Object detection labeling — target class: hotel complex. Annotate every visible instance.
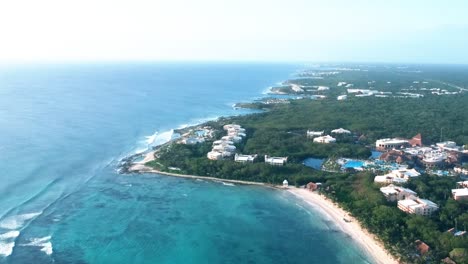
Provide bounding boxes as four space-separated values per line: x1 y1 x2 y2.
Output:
380 185 417 202
397 196 439 216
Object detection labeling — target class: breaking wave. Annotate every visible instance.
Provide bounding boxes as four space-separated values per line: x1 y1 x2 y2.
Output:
0 230 21 257
0 212 42 230
21 236 53 255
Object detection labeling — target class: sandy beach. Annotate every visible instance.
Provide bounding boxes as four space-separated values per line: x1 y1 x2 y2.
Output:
287 188 399 264
138 151 156 164
129 153 398 264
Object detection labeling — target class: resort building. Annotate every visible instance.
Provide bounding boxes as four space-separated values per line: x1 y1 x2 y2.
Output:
207 151 223 160
213 144 236 153
347 88 377 94
452 189 468 201
397 196 438 216
379 150 408 164
374 175 396 184
331 128 351 134
181 137 205 145
436 141 458 151
337 82 347 87
265 155 288 166
291 84 304 93
283 179 289 187
415 240 430 255
207 124 248 161
380 184 417 202
403 146 433 157
421 150 446 167
454 167 468 175
393 168 421 178
313 135 336 144
316 86 329 91
374 168 421 184
355 93 373 97
306 130 324 137
337 95 347 100
457 181 468 188
213 140 234 146
223 124 242 131
234 154 257 163
375 138 408 150
306 182 321 191
408 133 423 147
222 135 242 143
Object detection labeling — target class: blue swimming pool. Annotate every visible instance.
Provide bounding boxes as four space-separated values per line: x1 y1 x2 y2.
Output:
343 160 365 168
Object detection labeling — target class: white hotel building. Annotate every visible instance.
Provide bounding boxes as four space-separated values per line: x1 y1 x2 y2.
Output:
398 196 438 216
375 138 408 150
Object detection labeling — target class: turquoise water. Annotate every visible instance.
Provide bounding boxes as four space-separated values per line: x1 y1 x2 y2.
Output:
343 160 365 169
0 63 374 263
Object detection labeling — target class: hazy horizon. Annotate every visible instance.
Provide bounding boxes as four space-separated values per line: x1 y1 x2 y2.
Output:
1 0 468 64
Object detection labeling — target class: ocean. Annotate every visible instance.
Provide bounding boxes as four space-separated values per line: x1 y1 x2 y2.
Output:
0 62 373 263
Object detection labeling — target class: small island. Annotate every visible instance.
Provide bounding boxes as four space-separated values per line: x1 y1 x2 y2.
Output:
123 65 468 264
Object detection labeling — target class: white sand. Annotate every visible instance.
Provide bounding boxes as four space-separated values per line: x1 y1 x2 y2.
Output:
134 151 156 164
287 188 399 264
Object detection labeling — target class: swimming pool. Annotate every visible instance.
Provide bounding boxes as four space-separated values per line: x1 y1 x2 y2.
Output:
343 160 365 169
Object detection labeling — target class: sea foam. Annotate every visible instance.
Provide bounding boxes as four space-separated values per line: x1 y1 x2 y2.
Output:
0 231 20 240
0 231 20 257
0 242 15 257
153 130 174 146
145 132 158 145
21 236 53 255
0 212 42 230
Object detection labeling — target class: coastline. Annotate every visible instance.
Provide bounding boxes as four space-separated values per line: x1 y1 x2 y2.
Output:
287 188 399 264
122 72 400 264
128 154 267 186
129 155 399 264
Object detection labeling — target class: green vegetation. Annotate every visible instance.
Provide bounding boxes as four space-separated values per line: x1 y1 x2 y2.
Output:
232 95 468 145
147 142 329 184
321 172 467 263
145 68 468 263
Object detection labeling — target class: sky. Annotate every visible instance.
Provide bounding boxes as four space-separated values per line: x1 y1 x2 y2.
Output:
0 0 468 63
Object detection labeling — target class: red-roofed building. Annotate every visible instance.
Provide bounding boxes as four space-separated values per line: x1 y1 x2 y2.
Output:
415 240 430 255
306 182 321 191
408 133 423 147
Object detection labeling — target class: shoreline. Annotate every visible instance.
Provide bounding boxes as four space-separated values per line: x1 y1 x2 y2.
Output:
287 188 399 264
129 159 268 186
129 160 398 264
123 75 399 264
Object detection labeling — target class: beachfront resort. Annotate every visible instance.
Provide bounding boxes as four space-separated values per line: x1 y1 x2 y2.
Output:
125 65 468 264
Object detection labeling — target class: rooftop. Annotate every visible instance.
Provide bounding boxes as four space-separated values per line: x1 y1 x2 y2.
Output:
452 188 468 196
399 199 419 207
331 128 351 134
376 138 408 144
